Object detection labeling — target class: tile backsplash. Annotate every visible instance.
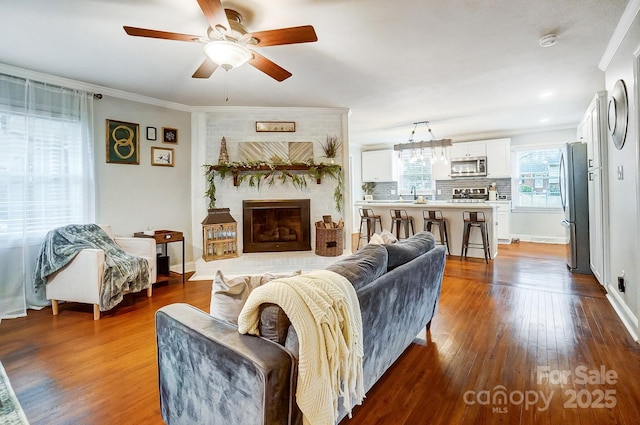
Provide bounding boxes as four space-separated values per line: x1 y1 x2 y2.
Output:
367 181 398 200
435 178 512 200
363 178 512 201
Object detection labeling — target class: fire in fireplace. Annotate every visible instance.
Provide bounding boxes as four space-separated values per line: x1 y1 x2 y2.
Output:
242 199 311 253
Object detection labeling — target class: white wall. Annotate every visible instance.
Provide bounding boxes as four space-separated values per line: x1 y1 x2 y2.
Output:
349 144 363 229
510 211 567 243
601 2 640 339
509 128 576 243
190 107 351 270
93 96 193 270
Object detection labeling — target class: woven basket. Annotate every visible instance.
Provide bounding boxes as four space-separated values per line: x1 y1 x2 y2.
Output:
315 222 344 257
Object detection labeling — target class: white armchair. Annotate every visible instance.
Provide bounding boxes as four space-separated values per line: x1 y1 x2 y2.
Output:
45 225 157 320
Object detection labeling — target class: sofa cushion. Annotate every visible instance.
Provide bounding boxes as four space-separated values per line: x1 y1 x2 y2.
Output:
259 245 388 346
326 243 388 291
384 231 436 270
209 270 301 324
367 233 385 245
259 303 292 344
380 229 398 244
98 224 115 239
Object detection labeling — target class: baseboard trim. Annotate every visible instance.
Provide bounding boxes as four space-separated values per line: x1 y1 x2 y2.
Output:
170 261 195 275
606 287 639 342
510 234 568 244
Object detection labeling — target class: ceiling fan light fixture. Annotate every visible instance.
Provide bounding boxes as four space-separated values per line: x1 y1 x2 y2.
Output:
204 40 252 70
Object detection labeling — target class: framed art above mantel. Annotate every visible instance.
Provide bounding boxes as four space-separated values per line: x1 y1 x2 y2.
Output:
255 121 296 132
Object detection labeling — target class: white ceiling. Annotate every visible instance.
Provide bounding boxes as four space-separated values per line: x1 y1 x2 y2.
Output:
0 0 628 146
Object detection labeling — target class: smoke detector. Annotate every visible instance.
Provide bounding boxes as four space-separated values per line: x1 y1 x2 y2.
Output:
539 34 558 48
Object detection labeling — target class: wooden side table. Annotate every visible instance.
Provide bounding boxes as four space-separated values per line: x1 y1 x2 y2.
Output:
134 230 185 284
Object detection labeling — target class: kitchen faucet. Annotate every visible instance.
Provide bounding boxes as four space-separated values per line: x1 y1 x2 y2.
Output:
410 185 417 200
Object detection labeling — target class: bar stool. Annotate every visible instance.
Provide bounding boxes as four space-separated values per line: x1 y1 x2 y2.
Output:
357 208 383 249
461 211 491 263
423 210 450 254
390 209 415 240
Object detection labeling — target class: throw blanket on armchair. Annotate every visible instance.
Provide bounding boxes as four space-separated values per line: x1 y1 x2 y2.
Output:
238 269 364 425
33 224 150 311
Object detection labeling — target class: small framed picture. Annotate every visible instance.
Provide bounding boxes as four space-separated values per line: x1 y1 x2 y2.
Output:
151 147 174 167
162 127 178 144
255 121 296 132
146 126 157 141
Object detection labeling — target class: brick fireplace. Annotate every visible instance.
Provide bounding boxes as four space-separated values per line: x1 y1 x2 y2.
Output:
242 199 311 253
189 109 353 281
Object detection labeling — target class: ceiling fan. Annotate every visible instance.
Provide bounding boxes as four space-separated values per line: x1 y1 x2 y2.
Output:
123 0 317 82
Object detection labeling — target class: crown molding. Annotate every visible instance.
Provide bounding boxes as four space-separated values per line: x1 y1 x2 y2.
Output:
0 63 352 116
447 124 576 143
599 0 640 71
190 105 351 115
0 62 192 112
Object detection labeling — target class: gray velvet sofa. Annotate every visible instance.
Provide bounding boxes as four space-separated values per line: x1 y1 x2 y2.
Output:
156 231 446 425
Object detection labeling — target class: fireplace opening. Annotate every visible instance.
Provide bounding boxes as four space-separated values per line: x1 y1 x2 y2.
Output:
243 199 311 253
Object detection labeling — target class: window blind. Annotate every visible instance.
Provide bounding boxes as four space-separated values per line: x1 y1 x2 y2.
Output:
0 72 95 320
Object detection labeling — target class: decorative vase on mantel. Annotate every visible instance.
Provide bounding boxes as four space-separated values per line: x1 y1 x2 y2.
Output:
321 135 341 165
218 136 229 164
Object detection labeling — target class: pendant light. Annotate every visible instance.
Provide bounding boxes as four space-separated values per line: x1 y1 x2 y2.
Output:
394 121 452 162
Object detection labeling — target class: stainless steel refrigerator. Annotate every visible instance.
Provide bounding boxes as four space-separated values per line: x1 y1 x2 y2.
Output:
560 142 591 274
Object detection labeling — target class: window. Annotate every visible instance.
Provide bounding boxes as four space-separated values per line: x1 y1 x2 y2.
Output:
0 73 95 320
397 148 433 194
1 112 88 238
512 147 562 209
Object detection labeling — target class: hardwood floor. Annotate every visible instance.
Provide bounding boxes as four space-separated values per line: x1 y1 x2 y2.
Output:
1 243 639 424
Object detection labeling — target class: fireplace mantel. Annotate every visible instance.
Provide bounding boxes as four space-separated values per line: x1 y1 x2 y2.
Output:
205 162 344 212
207 163 339 186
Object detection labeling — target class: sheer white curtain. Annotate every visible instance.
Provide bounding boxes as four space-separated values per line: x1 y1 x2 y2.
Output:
0 73 95 321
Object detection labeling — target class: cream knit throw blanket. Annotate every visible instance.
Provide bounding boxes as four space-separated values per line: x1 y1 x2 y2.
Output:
238 269 364 425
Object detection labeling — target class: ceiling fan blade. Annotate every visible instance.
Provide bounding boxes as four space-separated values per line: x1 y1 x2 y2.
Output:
123 26 202 42
248 50 292 82
249 25 318 47
196 0 230 32
192 57 219 78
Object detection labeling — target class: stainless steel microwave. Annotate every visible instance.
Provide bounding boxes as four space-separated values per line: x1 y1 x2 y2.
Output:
450 156 487 177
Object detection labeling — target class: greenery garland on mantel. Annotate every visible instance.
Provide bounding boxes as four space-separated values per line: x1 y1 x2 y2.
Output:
204 161 344 212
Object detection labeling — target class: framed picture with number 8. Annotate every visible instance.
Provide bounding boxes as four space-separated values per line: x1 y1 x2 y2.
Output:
106 119 139 164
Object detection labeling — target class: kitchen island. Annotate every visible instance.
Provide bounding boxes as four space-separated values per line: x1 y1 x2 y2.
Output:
354 200 498 259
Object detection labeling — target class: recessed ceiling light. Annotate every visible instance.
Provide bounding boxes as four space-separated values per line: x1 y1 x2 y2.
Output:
539 118 550 123
539 91 554 98
539 34 558 48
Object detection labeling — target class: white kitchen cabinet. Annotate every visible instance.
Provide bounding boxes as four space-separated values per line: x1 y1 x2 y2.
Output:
579 92 605 169
577 107 591 159
431 147 451 180
485 138 511 178
361 149 397 182
588 167 604 283
488 201 511 243
450 141 486 159
449 139 511 178
580 91 608 285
